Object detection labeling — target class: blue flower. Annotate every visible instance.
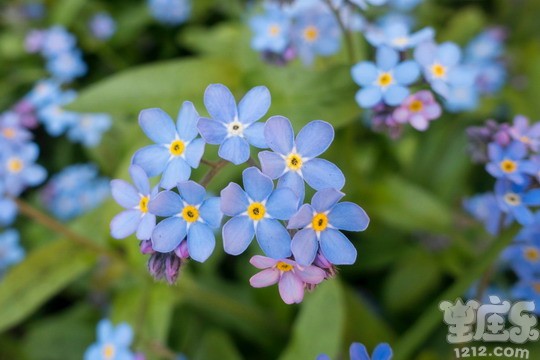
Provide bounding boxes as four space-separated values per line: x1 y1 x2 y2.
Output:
292 11 341 65
40 26 76 58
351 46 420 108
0 230 24 276
249 6 291 53
0 142 46 196
443 82 479 112
89 12 117 40
0 112 32 144
365 22 434 51
502 240 540 280
148 181 222 261
317 342 393 360
36 89 79 136
148 0 191 26
132 101 205 190
46 50 87 83
495 179 540 226
511 281 540 314
258 116 345 203
110 165 158 240
67 113 112 147
486 141 537 184
463 193 508 235
220 167 298 259
471 61 505 95
84 319 135 360
287 188 369 265
0 181 18 226
465 28 504 63
24 79 62 109
197 84 269 165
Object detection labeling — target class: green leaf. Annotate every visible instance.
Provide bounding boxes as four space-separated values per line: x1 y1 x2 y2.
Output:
279 280 345 360
0 239 96 332
193 329 243 360
51 0 87 26
439 7 486 44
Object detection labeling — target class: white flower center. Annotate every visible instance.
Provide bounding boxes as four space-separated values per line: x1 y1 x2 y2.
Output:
227 121 244 136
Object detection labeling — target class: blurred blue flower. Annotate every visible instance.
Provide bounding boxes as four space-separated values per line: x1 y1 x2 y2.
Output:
249 6 291 53
148 181 222 261
46 50 87 83
110 165 158 240
495 179 540 226
36 89 79 136
486 141 536 184
511 281 540 314
84 319 135 360
317 342 393 360
198 84 269 165
0 230 24 276
292 11 341 65
220 167 297 259
465 28 505 63
352 46 420 108
67 113 112 147
24 79 62 109
502 240 540 280
349 0 388 10
365 22 433 51
471 62 506 95
148 0 191 26
133 102 205 189
287 188 369 265
89 12 117 40
463 192 507 236
443 82 479 112
258 116 345 203
0 112 32 144
40 26 76 58
0 142 46 196
509 115 540 152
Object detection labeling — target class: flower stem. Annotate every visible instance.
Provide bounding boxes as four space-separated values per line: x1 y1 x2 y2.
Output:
323 0 356 65
200 159 229 187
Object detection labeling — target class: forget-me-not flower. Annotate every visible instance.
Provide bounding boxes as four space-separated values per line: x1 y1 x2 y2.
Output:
365 22 434 51
84 319 135 360
486 141 537 184
89 12 117 40
148 0 191 26
317 342 393 360
495 179 540 226
249 6 291 53
1 142 46 196
0 230 24 275
67 113 112 147
292 11 341 65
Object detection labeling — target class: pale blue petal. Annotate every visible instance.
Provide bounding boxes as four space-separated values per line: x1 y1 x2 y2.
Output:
218 136 250 165
438 42 461 67
372 343 393 360
356 87 382 108
97 319 114 340
151 217 187 253
259 151 286 179
320 229 357 265
278 171 306 205
264 116 294 155
220 182 249 216
129 164 150 195
243 167 274 202
523 189 540 206
328 202 370 231
23 165 46 186
266 187 298 220
185 138 205 168
160 158 191 190
295 120 334 158
138 108 176 144
176 101 199 142
383 85 409 106
312 188 345 212
393 60 420 85
187 222 215 262
223 216 255 255
351 62 378 86
414 42 436 67
197 117 227 144
376 46 399 71
204 84 238 123
148 191 183 217
136 214 156 240
291 228 318 266
287 204 314 229
199 197 222 228
113 323 134 347
0 198 17 226
349 343 370 360
244 122 267 148
110 180 139 208
177 180 205 205
256 218 292 259
238 86 271 124
132 145 169 177
302 159 345 190
110 210 141 239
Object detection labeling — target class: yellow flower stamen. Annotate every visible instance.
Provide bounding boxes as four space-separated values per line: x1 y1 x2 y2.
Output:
276 261 293 272
303 26 319 42
269 24 281 36
312 213 328 232
103 344 115 359
286 153 303 171
377 72 393 87
500 159 517 174
248 202 266 221
182 205 199 223
409 100 424 112
431 63 447 78
7 158 23 173
525 248 540 262
139 196 149 213
169 140 185 156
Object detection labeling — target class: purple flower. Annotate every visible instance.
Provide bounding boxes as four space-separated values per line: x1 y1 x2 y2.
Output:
288 188 369 266
486 141 537 184
197 84 269 165
495 179 540 226
249 255 325 304
392 90 441 130
132 101 205 190
110 165 157 240
221 167 298 259
258 116 345 203
509 115 540 152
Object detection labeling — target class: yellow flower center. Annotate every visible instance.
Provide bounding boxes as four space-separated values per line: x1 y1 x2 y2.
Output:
269 24 281 36
504 193 521 206
500 159 517 173
248 203 266 221
7 158 23 173
534 283 540 293
276 261 293 272
182 205 199 223
2 128 16 139
227 120 244 136
103 344 115 359
312 213 328 232
139 196 149 213
525 248 540 262
377 72 393 87
409 100 424 112
520 136 531 144
431 63 447 78
169 140 185 156
303 26 319 42
286 153 303 171
392 37 409 46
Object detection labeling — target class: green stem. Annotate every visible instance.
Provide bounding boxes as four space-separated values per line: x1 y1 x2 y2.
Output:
393 229 516 360
323 0 356 65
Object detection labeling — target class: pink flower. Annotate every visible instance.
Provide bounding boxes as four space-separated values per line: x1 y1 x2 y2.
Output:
249 255 326 304
393 90 441 131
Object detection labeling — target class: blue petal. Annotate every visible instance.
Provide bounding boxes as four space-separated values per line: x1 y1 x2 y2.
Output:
372 343 393 360
312 188 345 212
187 222 215 262
151 217 187 253
316 355 331 360
136 214 156 240
291 228 318 266
302 158 345 191
160 158 191 190
97 319 114 341
23 165 46 186
220 182 249 216
243 167 274 202
356 87 382 108
244 122 267 148
148 191 183 217
185 138 205 168
197 117 227 144
512 205 534 226
278 171 306 205
410 27 434 46
296 120 334 158
524 189 540 206
129 164 150 195
113 323 134 347
413 42 436 67
204 84 238 123
177 180 206 205
132 145 169 177
110 210 141 239
266 187 298 220
259 151 286 179
238 86 271 125
138 108 176 144
320 229 357 265
351 62 378 86
222 216 255 255
328 202 370 231
111 180 139 208
383 85 409 106
218 136 250 165
393 60 420 85
176 101 199 142
287 204 314 229
349 343 370 360
199 197 222 228
438 42 461 67
0 198 17 226
507 141 527 159
376 46 399 71
255 218 292 259
264 116 294 155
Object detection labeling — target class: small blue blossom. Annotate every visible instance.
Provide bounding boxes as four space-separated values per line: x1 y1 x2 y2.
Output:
89 12 117 40
67 113 112 147
249 6 291 53
258 116 345 203
465 28 505 63
148 0 191 26
288 188 369 266
443 82 479 112
40 26 76 58
197 84 269 165
352 46 420 108
110 165 158 240
36 89 79 136
0 230 24 276
495 179 540 226
46 50 87 83
24 79 62 109
292 11 341 65
502 240 540 280
365 22 434 51
148 181 222 261
84 319 135 360
463 193 508 235
0 142 46 196
133 101 205 189
317 342 393 360
0 181 18 226
0 112 32 144
220 167 298 259
509 115 540 152
486 141 537 184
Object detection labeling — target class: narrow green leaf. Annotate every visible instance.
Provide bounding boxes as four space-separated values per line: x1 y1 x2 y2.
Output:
194 329 243 360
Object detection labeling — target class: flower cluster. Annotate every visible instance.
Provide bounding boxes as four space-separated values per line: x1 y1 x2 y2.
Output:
148 0 191 26
110 84 369 304
317 342 393 360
